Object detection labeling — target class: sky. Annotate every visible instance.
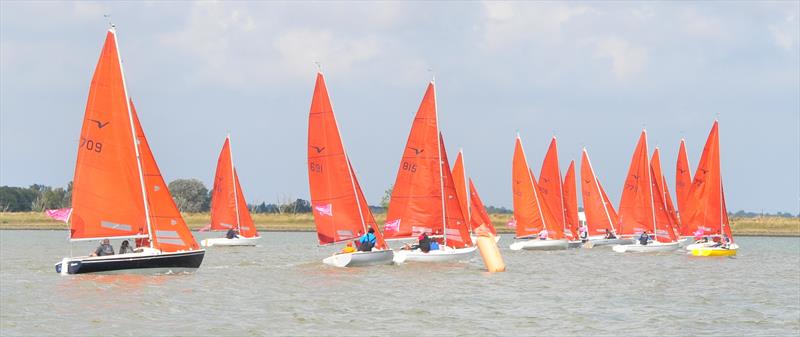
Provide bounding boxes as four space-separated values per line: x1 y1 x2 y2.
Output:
1 1 798 214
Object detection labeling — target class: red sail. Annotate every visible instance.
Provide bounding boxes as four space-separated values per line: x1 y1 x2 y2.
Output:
70 30 147 240
562 160 580 239
580 149 618 236
650 149 679 242
385 82 445 240
512 136 562 239
451 151 471 229
307 72 385 247
233 169 258 238
209 137 258 238
681 121 731 239
675 138 693 223
439 134 473 248
538 137 569 238
130 101 199 252
617 131 655 236
468 178 497 235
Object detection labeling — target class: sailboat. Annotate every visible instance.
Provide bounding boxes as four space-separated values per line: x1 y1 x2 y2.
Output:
509 135 568 251
612 130 680 253
579 149 631 247
306 72 394 267
538 137 580 247
675 138 692 234
452 150 500 243
384 81 476 263
200 136 261 247
650 148 685 245
681 121 738 256
55 28 204 274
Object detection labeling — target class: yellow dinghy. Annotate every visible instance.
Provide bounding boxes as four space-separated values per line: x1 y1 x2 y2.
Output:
691 247 736 257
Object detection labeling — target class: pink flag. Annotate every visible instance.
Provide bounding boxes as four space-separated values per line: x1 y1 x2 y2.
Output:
45 208 72 223
198 224 212 232
384 219 401 232
314 203 333 216
506 218 517 228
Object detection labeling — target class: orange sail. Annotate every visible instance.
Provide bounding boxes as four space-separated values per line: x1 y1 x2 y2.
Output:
384 82 445 240
650 148 679 242
681 121 731 240
130 101 199 252
512 136 563 239
580 149 619 236
307 72 386 248
675 138 692 221
468 178 497 235
538 137 569 238
617 131 656 236
209 137 258 238
438 134 473 248
452 150 471 229
562 160 580 238
69 30 147 240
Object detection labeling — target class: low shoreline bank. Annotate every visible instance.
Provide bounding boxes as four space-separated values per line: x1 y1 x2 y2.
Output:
1 212 797 236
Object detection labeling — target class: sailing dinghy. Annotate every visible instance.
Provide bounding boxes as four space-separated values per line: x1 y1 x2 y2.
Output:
307 72 393 267
55 28 204 274
681 121 738 256
612 131 680 253
563 160 583 248
452 151 500 243
579 149 632 247
538 137 581 247
384 81 477 263
201 136 261 247
509 135 569 251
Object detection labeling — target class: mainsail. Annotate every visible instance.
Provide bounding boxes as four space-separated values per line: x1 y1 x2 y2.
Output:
580 149 618 236
210 136 259 238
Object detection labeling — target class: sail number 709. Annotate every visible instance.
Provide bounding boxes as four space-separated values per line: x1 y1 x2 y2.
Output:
79 137 103 153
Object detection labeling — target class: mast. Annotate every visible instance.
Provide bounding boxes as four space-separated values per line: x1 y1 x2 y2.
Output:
113 27 154 247
433 81 448 247
519 135 547 238
228 134 242 233
584 148 617 234
644 131 658 240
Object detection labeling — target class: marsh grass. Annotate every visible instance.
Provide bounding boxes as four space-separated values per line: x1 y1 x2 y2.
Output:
1 212 797 236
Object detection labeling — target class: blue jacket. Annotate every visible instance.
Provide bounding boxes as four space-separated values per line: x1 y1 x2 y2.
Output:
359 233 376 244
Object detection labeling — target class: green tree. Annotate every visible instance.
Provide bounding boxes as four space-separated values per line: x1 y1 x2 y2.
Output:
379 185 393 208
168 179 210 212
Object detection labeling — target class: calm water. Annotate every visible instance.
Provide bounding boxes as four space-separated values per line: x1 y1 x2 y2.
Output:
1 231 798 336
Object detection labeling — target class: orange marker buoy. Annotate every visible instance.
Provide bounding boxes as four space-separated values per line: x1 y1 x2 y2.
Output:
475 225 505 272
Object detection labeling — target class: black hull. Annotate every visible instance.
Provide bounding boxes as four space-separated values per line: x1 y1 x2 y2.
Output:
55 250 205 275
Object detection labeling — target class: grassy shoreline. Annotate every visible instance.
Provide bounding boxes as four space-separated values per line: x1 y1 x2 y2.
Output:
1 212 797 237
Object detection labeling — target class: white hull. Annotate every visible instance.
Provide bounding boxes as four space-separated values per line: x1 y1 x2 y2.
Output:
201 236 261 247
588 238 634 247
509 239 569 251
471 235 501 244
393 246 477 264
612 241 680 253
322 249 394 268
685 242 739 251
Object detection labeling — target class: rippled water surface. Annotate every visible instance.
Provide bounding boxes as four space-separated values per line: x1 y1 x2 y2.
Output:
1 231 798 336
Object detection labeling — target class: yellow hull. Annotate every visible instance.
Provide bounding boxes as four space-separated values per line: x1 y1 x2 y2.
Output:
691 247 737 257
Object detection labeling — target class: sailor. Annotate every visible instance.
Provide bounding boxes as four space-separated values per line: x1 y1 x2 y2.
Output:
225 228 239 239
91 238 115 257
604 229 617 239
357 228 377 251
538 229 548 240
118 240 135 254
579 225 589 243
639 231 650 245
418 233 431 253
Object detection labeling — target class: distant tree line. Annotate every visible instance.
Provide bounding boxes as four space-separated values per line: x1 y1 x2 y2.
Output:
2 181 797 217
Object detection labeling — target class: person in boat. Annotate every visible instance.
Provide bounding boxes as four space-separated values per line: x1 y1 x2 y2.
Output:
579 225 589 243
340 241 357 254
418 233 432 253
118 240 135 254
90 238 115 257
430 238 440 251
225 228 239 239
357 228 377 251
538 229 548 240
638 231 651 246
604 229 617 239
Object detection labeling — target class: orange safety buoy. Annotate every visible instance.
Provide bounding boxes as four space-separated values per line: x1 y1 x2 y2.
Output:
474 225 506 272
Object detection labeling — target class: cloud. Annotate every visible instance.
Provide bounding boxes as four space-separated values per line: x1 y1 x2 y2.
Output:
593 36 648 80
770 13 798 51
273 30 380 78
480 1 589 50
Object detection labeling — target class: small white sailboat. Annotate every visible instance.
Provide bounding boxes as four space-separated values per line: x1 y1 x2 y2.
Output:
579 149 632 247
201 135 261 247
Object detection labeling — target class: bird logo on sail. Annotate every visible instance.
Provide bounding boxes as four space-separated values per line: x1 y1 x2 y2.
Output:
314 203 333 216
89 119 110 129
